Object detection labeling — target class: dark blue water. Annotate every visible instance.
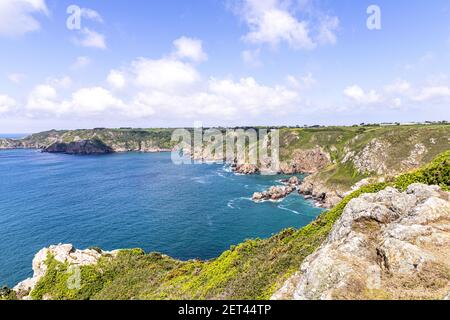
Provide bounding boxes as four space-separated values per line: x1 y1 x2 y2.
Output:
0 149 323 287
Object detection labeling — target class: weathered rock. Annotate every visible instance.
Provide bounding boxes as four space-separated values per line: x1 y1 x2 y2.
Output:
253 186 295 202
342 138 391 175
280 147 331 174
298 174 345 209
14 244 118 299
282 176 300 187
235 163 259 175
43 139 114 155
273 184 450 300
0 138 20 149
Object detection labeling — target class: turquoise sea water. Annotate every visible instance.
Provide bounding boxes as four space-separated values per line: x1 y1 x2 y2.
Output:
0 149 323 287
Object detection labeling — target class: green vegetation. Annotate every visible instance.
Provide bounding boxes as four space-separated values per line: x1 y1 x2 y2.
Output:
280 124 450 188
26 151 449 300
0 286 17 300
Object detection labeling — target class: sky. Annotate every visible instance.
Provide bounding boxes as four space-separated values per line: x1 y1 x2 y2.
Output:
0 0 450 132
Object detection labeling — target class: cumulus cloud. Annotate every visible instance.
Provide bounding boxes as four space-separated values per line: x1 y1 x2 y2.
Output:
241 49 262 67
72 56 91 69
80 8 103 23
107 70 126 89
0 0 48 37
172 37 208 62
74 28 107 49
71 87 125 114
344 85 381 104
286 73 316 89
343 78 450 109
8 73 27 84
26 84 64 114
231 0 339 50
131 58 200 92
0 94 17 114
413 86 450 102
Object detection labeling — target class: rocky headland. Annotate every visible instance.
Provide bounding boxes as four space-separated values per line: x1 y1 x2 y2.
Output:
273 183 450 300
43 140 114 155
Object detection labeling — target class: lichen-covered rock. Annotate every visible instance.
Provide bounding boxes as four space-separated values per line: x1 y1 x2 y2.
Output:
273 184 450 300
14 244 118 299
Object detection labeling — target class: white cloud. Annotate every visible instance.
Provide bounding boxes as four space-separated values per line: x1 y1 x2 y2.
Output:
15 37 307 122
72 56 91 69
413 86 450 102
0 94 17 114
232 0 338 50
344 85 381 104
131 58 200 92
74 28 106 49
71 87 125 114
107 70 126 89
8 73 27 84
286 73 316 89
173 37 208 62
0 0 48 37
80 8 103 23
26 84 64 114
241 49 262 67
48 76 72 89
384 80 411 95
317 15 339 45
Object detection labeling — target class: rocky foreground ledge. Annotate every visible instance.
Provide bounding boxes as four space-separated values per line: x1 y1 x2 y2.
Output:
14 244 119 300
272 183 450 300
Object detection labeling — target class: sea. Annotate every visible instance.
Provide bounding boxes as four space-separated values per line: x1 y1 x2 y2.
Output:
0 146 323 287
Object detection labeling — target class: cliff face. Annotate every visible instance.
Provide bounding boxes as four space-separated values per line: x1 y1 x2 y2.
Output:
273 184 450 300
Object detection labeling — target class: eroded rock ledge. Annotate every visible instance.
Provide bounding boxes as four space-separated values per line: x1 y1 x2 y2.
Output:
272 183 450 300
14 244 118 300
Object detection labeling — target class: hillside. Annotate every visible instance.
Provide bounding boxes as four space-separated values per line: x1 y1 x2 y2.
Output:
5 151 449 300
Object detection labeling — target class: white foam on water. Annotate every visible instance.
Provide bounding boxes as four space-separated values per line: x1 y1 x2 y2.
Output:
277 205 301 215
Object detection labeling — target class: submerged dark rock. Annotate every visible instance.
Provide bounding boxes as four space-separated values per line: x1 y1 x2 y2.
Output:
43 139 114 155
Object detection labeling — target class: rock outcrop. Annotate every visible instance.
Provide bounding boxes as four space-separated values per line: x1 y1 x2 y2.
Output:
43 140 114 155
280 147 331 174
0 138 19 149
234 163 260 175
253 177 301 202
14 244 118 300
298 174 345 208
253 185 296 202
273 184 450 300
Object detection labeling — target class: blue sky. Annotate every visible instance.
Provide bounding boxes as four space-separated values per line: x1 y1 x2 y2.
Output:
0 0 449 132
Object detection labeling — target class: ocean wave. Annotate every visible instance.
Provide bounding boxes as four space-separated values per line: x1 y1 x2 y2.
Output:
277 205 301 215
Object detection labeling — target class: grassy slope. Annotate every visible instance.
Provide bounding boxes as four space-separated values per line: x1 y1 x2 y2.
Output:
280 124 450 188
22 151 449 301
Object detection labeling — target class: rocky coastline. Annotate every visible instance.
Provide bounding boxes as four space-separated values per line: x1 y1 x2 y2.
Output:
273 183 450 300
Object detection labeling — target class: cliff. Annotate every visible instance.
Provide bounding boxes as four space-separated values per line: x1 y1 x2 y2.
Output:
273 183 450 300
0 128 175 153
6 151 449 301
